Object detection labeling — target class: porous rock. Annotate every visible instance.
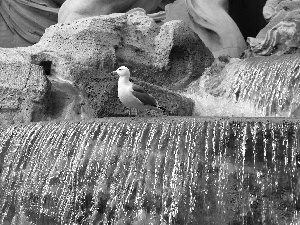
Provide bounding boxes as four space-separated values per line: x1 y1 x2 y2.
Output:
0 49 50 125
0 12 199 123
25 11 212 89
119 18 214 90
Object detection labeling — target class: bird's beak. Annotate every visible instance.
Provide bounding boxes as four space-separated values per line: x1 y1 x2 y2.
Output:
112 71 118 77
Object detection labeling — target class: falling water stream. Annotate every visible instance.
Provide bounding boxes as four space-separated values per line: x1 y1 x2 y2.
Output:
0 117 299 225
185 54 300 117
229 54 300 117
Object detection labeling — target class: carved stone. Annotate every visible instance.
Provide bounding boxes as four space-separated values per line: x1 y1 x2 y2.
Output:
165 0 246 58
0 0 59 47
58 0 163 23
246 0 300 57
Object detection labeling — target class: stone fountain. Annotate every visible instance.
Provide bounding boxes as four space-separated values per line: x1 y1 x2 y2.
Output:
1 0 300 225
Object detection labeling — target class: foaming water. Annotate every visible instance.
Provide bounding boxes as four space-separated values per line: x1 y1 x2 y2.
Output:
0 118 299 224
182 90 265 117
185 54 300 117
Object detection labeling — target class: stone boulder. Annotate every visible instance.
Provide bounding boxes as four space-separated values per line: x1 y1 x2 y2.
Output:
0 49 50 125
0 12 202 124
26 11 212 89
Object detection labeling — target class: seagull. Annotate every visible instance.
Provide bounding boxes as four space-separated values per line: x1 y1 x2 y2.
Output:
112 66 167 116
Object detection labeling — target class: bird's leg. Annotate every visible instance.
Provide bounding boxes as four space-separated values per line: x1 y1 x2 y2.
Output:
133 108 138 116
123 108 131 117
127 108 138 117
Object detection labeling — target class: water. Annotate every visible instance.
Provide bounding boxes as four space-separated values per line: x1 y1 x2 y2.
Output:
0 117 299 224
184 54 300 117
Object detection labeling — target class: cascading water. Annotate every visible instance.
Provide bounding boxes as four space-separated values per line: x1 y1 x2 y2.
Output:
229 54 300 117
184 54 300 117
0 117 299 225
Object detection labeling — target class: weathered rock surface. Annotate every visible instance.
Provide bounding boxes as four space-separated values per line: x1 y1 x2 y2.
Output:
246 0 300 57
165 0 246 58
27 12 212 88
0 12 201 124
0 0 170 48
0 49 50 125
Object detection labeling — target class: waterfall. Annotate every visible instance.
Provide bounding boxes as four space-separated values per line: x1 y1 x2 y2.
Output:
229 54 300 117
185 54 300 118
0 118 299 224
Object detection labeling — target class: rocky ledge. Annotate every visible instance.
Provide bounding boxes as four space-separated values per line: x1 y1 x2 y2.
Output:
0 11 215 125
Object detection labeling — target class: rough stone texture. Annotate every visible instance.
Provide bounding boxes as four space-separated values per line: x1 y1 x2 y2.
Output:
0 12 198 124
24 12 212 89
165 0 246 58
0 49 50 125
79 76 194 117
246 0 300 57
117 18 214 89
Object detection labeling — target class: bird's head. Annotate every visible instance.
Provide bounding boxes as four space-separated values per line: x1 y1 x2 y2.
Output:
112 66 130 78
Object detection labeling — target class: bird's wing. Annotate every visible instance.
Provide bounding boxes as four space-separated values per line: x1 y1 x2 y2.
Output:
131 83 157 107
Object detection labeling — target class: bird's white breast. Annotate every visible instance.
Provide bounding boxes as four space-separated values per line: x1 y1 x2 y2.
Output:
118 80 143 108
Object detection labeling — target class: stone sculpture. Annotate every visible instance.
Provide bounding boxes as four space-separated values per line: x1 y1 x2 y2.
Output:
246 0 300 57
1 0 246 60
247 20 300 57
0 0 60 47
263 0 284 21
58 0 163 23
263 0 300 22
165 0 246 58
0 0 173 47
58 0 247 58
